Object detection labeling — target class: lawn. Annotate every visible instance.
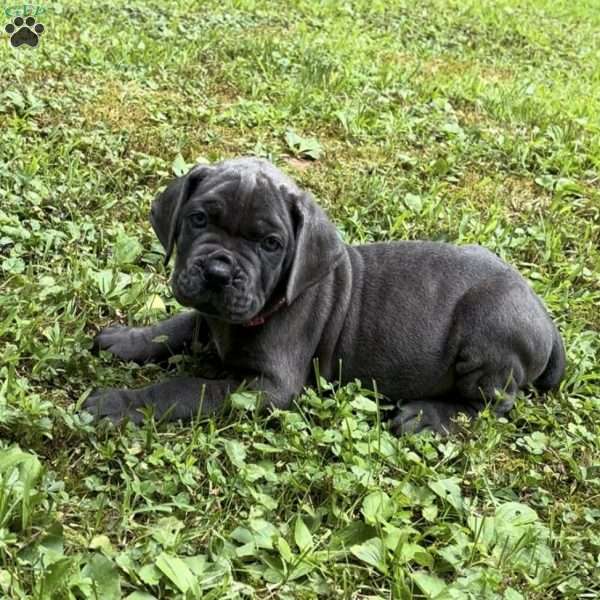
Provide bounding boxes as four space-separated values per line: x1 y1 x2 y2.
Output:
0 0 599 597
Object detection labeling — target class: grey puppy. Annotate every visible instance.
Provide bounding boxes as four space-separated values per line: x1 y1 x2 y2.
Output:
86 157 565 434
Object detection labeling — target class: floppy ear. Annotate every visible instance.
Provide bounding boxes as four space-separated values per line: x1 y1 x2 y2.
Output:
150 164 213 264
285 190 346 305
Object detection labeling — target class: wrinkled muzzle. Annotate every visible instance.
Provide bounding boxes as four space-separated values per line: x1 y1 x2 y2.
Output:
172 250 259 322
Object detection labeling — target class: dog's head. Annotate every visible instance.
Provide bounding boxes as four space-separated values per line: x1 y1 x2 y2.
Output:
150 157 344 324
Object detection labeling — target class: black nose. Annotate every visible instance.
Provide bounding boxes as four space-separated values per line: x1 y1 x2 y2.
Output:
203 253 233 286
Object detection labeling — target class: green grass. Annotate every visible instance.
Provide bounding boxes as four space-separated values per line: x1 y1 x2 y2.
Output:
1 0 599 597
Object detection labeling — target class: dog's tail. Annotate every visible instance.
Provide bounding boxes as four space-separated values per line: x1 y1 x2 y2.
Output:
534 324 566 391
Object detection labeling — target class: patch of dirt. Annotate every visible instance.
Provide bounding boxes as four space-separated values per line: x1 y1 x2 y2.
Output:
283 156 315 171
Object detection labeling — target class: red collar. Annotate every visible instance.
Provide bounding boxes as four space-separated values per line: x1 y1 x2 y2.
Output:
242 297 287 327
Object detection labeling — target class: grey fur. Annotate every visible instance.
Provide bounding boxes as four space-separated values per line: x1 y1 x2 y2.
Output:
86 157 565 434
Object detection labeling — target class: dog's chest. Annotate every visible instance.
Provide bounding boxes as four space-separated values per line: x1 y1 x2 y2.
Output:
205 320 231 361
205 319 253 364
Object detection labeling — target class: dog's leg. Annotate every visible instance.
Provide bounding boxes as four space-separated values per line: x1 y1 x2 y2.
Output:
391 342 526 435
84 377 236 424
83 374 296 424
390 363 521 435
93 311 205 364
392 274 556 436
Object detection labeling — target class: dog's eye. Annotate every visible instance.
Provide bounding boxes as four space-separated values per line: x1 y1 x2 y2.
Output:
261 235 282 252
188 212 207 228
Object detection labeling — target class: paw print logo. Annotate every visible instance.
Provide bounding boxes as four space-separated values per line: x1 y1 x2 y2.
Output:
5 16 45 48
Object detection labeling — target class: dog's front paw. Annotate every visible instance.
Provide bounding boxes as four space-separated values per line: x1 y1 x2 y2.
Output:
93 326 151 364
83 388 143 424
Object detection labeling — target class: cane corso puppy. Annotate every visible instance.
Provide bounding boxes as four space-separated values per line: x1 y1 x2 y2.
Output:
85 157 565 434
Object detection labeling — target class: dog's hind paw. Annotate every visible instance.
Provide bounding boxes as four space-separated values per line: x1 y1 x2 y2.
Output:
390 399 480 436
390 401 437 436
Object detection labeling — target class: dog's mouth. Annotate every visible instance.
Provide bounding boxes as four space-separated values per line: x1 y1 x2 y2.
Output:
173 266 262 323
